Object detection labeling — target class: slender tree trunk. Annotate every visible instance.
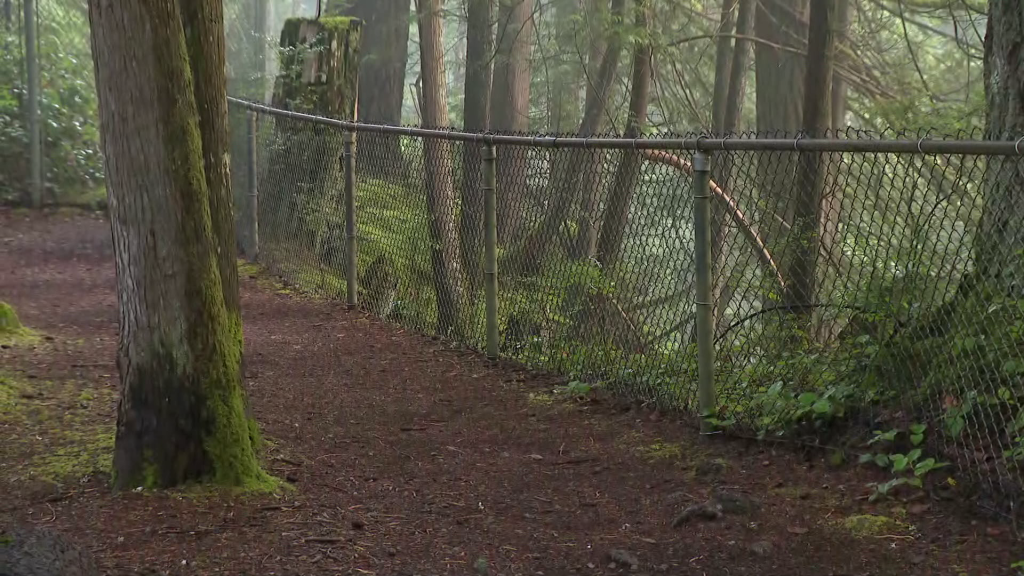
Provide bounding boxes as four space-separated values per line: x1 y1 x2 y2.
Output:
491 0 535 242
595 0 652 268
711 0 738 135
513 0 624 275
89 0 268 490
713 0 754 335
416 0 464 336
549 0 585 133
783 0 834 326
830 0 850 129
570 0 616 260
460 0 494 294
337 0 411 172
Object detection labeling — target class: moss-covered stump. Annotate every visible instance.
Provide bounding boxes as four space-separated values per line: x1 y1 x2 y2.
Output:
0 302 39 346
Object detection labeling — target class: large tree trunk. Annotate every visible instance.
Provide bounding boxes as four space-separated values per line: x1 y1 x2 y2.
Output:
491 0 535 242
416 0 464 336
754 0 807 314
89 0 268 489
336 0 411 172
782 0 834 326
460 0 494 295
515 0 624 274
978 0 1024 288
595 0 652 269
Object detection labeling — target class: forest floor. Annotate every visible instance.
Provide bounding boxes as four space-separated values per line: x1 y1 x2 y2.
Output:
0 209 1021 576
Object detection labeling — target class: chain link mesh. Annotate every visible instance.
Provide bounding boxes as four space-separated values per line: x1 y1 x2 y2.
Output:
230 102 1024 507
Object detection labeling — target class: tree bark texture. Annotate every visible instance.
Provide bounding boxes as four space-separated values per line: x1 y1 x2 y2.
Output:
595 0 652 269
88 0 267 490
491 0 535 242
979 0 1024 291
830 0 850 129
782 0 834 323
416 0 465 336
711 0 738 135
754 0 807 312
460 0 495 295
335 0 411 172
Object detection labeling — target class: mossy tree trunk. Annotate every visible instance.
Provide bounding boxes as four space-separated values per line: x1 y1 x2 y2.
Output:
268 17 361 264
88 0 270 489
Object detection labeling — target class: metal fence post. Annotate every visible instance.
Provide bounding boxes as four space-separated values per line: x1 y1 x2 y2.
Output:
343 130 358 309
692 150 717 434
483 143 499 359
246 110 260 260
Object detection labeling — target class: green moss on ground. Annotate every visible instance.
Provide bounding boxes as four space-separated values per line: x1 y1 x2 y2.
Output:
1 371 117 485
836 514 915 538
0 302 40 346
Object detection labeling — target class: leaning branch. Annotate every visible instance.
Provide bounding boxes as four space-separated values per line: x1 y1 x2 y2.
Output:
639 149 787 292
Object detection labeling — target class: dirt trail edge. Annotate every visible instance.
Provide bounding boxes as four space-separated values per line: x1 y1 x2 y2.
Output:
0 209 1018 576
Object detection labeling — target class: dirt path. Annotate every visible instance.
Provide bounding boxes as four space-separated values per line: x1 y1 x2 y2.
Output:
0 210 1019 576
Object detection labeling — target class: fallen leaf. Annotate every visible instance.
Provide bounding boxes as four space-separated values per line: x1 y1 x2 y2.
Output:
528 454 544 460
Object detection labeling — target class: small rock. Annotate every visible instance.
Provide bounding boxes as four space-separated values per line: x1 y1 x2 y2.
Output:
672 502 722 527
386 547 397 557
712 488 760 515
749 541 772 556
694 459 726 478
607 549 639 568
351 519 365 530
528 454 544 461
285 472 299 483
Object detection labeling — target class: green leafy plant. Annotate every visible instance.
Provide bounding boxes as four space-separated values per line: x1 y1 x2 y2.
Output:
858 424 949 501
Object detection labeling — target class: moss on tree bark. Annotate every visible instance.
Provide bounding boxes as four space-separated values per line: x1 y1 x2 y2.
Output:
88 0 272 490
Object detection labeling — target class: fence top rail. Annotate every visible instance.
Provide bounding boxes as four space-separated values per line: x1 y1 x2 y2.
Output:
229 97 1024 156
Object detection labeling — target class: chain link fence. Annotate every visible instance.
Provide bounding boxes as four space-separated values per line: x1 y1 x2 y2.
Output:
229 98 1024 510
